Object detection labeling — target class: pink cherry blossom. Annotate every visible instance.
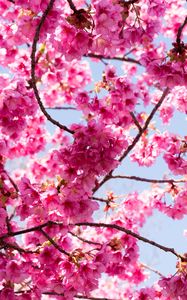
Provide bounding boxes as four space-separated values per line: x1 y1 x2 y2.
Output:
0 0 187 299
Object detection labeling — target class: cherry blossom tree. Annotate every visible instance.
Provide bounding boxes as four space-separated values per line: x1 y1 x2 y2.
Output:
0 0 187 299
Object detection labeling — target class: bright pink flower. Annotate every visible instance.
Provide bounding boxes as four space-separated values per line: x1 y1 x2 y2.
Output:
159 275 187 299
6 260 29 283
18 177 40 205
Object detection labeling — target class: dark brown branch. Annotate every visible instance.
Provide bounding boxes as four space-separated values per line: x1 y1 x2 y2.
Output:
75 222 184 260
130 112 142 132
119 87 169 162
3 170 19 193
124 0 139 4
85 53 142 66
0 220 58 240
1 218 186 268
94 87 169 193
8 209 16 222
67 0 78 13
92 196 109 203
45 106 76 110
5 216 12 234
43 292 110 300
123 48 136 56
0 221 69 256
16 290 111 300
69 231 102 246
0 240 38 254
30 0 74 134
93 171 113 193
40 228 70 256
111 175 186 184
176 16 187 45
75 296 110 300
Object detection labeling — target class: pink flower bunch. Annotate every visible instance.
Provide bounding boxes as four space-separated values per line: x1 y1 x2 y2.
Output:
92 0 123 55
143 59 187 88
54 22 91 61
159 275 187 300
147 0 167 17
164 134 187 175
15 0 50 13
41 55 91 106
121 192 154 227
131 132 169 167
68 121 127 176
159 190 187 220
170 86 187 113
0 80 37 140
14 121 127 224
76 74 138 128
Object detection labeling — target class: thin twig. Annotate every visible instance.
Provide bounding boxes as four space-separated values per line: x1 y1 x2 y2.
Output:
75 222 184 260
93 170 113 193
119 87 169 162
94 87 169 193
67 0 78 13
111 175 186 184
0 240 37 254
5 216 12 234
39 228 70 256
43 292 110 300
92 196 109 203
141 263 164 277
130 112 142 132
0 220 58 240
124 0 139 4
123 48 136 56
30 0 74 134
75 296 111 300
176 16 187 45
45 106 76 110
3 170 19 193
69 231 102 246
85 53 142 66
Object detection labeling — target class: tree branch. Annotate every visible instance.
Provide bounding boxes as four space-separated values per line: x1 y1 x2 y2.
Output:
0 240 38 254
119 87 169 162
75 296 111 300
0 221 70 256
141 263 164 277
69 231 102 246
67 0 78 13
123 0 139 4
130 112 142 132
111 175 186 184
40 228 70 256
3 169 19 193
43 292 110 300
85 53 142 66
92 196 109 203
0 220 58 240
45 106 76 110
75 222 185 260
93 87 169 193
1 218 186 272
30 0 74 134
176 16 187 45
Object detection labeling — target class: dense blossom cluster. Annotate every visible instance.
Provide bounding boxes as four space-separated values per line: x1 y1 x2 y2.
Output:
0 0 187 299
